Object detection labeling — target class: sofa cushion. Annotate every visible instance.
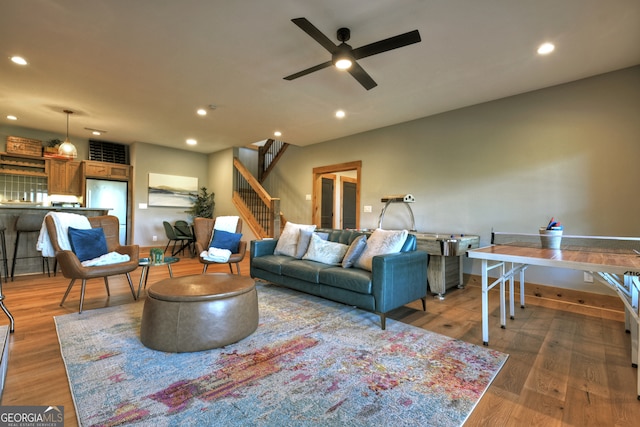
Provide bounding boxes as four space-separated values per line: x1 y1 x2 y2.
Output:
355 228 408 271
342 235 367 268
251 254 295 275
319 267 372 294
274 222 316 257
294 230 329 259
302 234 348 265
281 260 334 283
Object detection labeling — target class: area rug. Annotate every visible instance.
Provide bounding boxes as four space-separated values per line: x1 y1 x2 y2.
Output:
55 284 507 427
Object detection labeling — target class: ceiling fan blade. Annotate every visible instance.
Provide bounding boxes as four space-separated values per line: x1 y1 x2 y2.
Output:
352 29 421 60
291 17 338 53
347 62 377 90
283 60 333 81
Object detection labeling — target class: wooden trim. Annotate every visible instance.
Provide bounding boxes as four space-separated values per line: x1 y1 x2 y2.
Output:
312 161 361 228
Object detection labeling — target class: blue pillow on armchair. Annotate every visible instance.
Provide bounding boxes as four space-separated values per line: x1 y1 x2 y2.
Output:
209 229 242 253
68 227 109 262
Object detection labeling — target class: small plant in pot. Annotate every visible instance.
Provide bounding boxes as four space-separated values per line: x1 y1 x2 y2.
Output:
185 187 215 219
43 139 62 155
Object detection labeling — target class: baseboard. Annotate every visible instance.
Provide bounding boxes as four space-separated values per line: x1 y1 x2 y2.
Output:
464 274 624 313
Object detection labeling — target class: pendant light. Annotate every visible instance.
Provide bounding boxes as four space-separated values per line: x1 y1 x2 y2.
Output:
58 109 78 158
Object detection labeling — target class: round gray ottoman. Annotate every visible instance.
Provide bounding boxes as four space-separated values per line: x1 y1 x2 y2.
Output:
140 273 258 352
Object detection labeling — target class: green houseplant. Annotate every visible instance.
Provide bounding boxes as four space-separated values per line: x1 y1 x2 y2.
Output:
186 187 215 219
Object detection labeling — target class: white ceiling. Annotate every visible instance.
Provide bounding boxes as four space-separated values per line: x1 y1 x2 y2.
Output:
1 0 639 154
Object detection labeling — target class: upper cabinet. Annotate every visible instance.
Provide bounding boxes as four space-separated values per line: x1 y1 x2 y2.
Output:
83 160 131 181
48 159 82 196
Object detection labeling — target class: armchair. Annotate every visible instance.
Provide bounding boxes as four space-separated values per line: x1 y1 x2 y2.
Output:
45 215 139 313
194 217 246 274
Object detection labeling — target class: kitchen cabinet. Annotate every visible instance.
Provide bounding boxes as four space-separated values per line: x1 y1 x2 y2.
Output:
83 160 131 180
48 159 82 196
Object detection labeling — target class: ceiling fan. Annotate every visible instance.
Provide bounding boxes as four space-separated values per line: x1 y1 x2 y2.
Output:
284 17 421 90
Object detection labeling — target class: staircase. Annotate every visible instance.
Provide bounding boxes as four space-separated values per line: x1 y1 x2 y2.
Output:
258 139 289 183
232 140 289 238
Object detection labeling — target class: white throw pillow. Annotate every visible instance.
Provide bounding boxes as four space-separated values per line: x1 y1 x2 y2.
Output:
274 222 316 257
302 233 348 265
354 229 408 271
294 231 329 259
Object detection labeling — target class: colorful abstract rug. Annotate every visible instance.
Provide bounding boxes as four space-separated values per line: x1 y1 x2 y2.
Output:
55 284 507 426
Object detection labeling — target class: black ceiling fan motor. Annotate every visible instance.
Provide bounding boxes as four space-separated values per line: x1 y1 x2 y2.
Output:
337 27 350 43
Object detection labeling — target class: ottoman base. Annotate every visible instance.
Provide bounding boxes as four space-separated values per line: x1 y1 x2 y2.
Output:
140 274 258 353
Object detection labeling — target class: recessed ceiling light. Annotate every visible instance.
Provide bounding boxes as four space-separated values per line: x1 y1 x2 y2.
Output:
186 138 197 145
537 42 555 55
10 56 27 65
335 110 346 119
197 108 207 116
274 131 282 137
6 115 17 121
84 127 106 135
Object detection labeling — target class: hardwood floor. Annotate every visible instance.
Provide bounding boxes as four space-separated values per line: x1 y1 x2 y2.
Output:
1 253 639 426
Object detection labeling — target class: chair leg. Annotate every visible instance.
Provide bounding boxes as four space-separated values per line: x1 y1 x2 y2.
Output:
228 262 240 275
104 277 110 296
0 229 9 281
202 264 208 274
164 241 170 254
10 231 20 281
43 257 50 277
60 278 77 306
78 279 87 314
125 273 136 300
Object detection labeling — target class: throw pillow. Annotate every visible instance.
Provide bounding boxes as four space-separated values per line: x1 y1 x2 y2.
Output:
274 222 316 257
68 227 109 262
354 229 408 271
294 231 329 259
302 233 348 265
341 235 367 268
209 229 242 253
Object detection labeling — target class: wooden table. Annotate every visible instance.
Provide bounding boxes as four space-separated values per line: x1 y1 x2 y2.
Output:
468 244 640 399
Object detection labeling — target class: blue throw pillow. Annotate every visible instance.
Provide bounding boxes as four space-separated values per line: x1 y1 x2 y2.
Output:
68 227 108 262
209 229 242 253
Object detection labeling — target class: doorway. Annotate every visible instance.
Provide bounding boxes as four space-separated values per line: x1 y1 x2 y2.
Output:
312 161 361 229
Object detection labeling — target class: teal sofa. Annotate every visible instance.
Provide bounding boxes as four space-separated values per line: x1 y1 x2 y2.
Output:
250 228 428 329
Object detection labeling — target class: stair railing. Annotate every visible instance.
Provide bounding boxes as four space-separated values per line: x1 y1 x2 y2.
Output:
233 157 281 239
258 139 289 183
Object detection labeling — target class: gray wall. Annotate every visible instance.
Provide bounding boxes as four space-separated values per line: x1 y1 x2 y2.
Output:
263 66 640 294
130 142 209 246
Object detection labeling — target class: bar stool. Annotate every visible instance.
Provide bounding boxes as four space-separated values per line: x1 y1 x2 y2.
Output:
0 221 8 281
11 213 50 281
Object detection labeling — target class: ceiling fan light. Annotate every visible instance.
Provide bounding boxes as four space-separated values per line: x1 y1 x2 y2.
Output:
335 58 352 69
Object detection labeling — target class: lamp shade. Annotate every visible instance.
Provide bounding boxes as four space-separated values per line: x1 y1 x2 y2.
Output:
58 139 77 158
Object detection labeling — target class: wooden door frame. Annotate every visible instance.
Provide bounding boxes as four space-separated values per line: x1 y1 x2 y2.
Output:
312 161 361 228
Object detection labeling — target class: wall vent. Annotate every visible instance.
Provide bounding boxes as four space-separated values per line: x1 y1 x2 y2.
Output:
89 140 129 164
